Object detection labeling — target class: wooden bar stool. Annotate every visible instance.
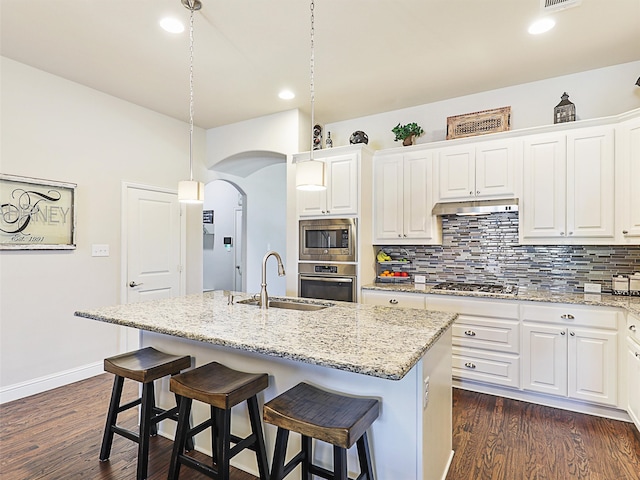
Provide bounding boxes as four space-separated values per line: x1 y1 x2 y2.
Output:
168 361 270 480
100 347 192 480
263 382 380 480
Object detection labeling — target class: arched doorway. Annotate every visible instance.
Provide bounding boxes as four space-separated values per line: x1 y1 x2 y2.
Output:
204 151 288 296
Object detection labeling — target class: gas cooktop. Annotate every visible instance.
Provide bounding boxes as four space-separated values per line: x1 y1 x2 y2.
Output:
431 282 517 296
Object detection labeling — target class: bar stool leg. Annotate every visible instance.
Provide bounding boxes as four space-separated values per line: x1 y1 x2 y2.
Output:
175 393 194 452
270 428 290 480
100 375 124 461
168 397 192 480
247 396 270 480
333 445 348 480
301 435 312 480
213 407 231 479
137 382 155 480
356 433 374 480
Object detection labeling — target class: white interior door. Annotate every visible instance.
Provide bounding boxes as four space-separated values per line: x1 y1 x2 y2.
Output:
121 184 183 349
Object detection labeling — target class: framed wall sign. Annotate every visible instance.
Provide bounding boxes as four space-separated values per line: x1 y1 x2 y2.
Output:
0 174 77 250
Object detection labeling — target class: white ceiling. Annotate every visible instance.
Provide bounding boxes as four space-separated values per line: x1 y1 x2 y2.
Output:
1 0 639 129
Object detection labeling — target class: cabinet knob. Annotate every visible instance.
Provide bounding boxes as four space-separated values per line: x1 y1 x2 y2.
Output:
326 210 330 214
636 352 640 359
321 210 326 214
464 362 476 369
464 330 476 337
561 331 566 336
398 234 402 238
623 230 629 234
560 314 575 320
568 231 573 235
476 191 480 195
389 299 398 305
630 325 637 332
570 331 575 336
403 234 407 238
560 232 565 236
469 191 474 195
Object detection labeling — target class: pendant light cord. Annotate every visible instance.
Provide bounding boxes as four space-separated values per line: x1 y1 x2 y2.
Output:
188 4 195 182
310 0 315 160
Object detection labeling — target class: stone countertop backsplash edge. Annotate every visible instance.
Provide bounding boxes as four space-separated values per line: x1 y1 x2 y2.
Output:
362 283 640 317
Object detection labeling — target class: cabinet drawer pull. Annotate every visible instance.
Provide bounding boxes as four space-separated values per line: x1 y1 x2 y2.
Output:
630 325 637 332
623 230 629 234
389 299 398 305
464 330 476 337
464 362 476 369
560 314 575 320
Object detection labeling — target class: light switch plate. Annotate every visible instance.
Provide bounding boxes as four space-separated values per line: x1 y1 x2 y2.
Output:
415 275 426 284
584 282 601 293
92 244 110 257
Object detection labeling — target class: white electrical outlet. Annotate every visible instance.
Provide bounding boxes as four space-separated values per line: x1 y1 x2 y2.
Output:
423 376 430 408
584 283 601 293
415 275 426 284
91 244 110 257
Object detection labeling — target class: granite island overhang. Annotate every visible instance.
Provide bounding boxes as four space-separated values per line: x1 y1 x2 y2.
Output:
75 290 457 480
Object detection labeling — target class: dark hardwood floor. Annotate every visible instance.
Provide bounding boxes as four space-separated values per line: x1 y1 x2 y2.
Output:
447 389 640 480
1 374 638 479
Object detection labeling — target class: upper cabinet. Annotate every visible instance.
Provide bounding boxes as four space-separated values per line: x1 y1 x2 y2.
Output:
435 139 519 202
295 145 372 217
616 114 640 243
520 126 615 244
373 150 440 244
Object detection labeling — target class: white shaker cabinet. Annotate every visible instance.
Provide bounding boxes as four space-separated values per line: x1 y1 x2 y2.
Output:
626 314 640 432
435 139 518 202
295 146 372 217
427 295 520 389
616 113 640 242
373 151 440 244
521 303 619 407
521 126 615 244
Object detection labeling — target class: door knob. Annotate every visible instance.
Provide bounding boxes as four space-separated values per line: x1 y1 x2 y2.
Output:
129 281 144 288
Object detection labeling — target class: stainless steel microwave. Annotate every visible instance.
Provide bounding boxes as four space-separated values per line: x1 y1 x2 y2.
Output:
299 218 357 262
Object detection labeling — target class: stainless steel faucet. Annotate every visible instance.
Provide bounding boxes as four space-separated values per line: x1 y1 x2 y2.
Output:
260 250 286 309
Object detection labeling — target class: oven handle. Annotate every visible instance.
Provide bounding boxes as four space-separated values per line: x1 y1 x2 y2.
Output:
299 275 354 283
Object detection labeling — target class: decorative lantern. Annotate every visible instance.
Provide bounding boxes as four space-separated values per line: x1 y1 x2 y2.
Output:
554 92 576 124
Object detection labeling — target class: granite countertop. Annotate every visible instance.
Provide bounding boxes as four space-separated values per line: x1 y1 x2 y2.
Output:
363 283 640 317
75 291 457 381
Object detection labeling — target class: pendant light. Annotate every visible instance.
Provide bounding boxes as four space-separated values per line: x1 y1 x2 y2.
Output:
178 0 204 203
296 0 326 191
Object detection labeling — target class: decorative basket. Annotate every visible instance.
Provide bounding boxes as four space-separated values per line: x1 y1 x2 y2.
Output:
446 106 511 140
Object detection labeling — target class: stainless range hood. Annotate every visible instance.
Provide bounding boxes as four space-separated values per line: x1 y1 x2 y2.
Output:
432 198 519 216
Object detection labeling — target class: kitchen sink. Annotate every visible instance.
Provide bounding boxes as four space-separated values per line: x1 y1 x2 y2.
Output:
237 297 334 311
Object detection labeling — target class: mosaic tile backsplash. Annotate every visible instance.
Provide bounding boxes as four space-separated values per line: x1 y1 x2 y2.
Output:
380 212 640 293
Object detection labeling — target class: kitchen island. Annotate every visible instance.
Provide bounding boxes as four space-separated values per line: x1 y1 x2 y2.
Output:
76 290 457 480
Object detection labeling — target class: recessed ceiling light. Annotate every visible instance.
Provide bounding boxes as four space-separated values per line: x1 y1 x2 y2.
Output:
278 90 295 100
528 18 555 35
160 17 184 34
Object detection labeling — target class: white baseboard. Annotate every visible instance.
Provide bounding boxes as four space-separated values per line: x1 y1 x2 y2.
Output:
0 361 104 404
440 450 455 480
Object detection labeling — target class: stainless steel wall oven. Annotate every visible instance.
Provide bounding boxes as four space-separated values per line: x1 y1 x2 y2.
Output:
298 263 357 303
299 218 356 262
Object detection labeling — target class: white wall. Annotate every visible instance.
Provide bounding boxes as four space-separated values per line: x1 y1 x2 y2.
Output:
324 61 640 150
203 180 242 292
0 57 205 400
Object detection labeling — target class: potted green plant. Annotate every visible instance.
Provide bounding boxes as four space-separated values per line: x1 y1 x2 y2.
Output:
392 122 425 146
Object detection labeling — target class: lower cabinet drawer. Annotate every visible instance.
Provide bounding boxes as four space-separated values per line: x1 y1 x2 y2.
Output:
452 346 520 389
452 316 520 354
